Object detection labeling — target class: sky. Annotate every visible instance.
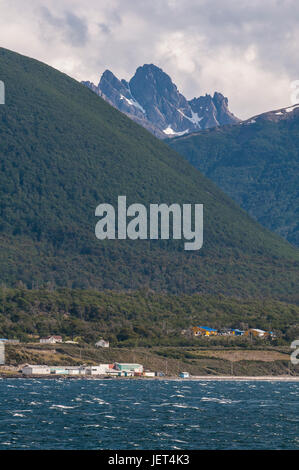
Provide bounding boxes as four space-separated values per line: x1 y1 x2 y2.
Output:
0 0 298 119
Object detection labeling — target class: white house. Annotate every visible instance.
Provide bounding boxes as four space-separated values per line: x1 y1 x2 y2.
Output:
179 371 190 378
95 339 109 348
22 365 51 375
64 366 86 375
40 336 63 344
85 364 111 375
22 365 86 375
250 329 267 337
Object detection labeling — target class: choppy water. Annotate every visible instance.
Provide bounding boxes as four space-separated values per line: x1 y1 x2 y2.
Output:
0 379 298 449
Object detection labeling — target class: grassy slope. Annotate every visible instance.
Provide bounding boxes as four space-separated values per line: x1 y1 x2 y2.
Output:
0 48 298 301
3 344 298 377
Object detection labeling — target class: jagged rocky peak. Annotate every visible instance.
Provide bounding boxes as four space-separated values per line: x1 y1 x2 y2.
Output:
130 64 188 109
82 64 240 138
100 70 129 97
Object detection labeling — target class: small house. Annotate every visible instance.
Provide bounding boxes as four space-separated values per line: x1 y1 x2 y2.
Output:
95 339 109 348
245 329 267 338
230 329 244 336
65 366 85 375
86 364 111 375
144 371 155 377
40 336 63 344
114 363 143 373
22 365 51 375
179 371 190 378
192 326 218 336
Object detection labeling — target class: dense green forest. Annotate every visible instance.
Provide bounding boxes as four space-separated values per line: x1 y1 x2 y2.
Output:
1 288 298 346
169 115 299 246
0 48 298 301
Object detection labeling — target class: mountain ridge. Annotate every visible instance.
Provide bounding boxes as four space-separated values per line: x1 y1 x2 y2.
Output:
0 47 298 303
82 63 240 138
169 103 299 247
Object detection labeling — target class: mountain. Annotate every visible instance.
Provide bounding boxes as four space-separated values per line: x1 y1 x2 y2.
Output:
0 48 298 302
169 104 299 247
82 64 240 138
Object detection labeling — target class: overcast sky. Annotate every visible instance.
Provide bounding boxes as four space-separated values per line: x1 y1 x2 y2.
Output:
0 0 298 119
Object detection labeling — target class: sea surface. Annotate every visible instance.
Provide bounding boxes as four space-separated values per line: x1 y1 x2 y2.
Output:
0 378 298 449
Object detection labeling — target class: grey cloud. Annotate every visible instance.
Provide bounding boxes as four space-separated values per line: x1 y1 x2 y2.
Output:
41 7 88 47
0 0 298 118
98 23 110 35
125 0 299 75
65 12 88 46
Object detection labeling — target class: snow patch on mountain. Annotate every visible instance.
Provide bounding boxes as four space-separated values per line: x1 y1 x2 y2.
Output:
120 94 145 113
163 126 189 136
285 104 299 112
178 109 203 127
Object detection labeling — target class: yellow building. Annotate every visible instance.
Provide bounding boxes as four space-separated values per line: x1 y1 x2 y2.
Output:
192 326 218 336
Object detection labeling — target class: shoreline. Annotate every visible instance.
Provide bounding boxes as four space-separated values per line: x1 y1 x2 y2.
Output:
1 374 298 381
184 375 299 381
